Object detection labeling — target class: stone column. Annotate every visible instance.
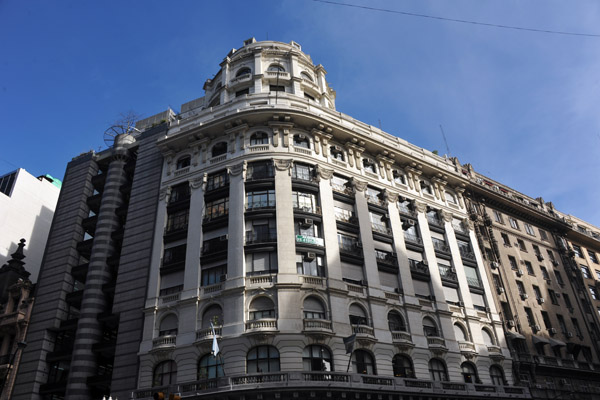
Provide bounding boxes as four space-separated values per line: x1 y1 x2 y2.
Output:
274 159 296 278
317 167 341 281
65 134 133 398
352 179 381 291
145 187 170 306
182 176 205 298
226 162 246 280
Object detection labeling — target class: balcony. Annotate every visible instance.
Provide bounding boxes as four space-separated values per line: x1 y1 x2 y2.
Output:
391 331 413 347
91 173 106 191
459 341 478 357
293 205 322 215
245 230 277 245
426 336 447 351
339 242 363 257
81 215 98 235
404 233 422 246
459 248 476 261
195 325 222 342
245 318 277 332
366 195 385 207
371 223 392 236
76 238 94 258
163 223 188 242
152 335 176 349
438 266 458 283
409 259 430 277
71 262 89 283
352 325 376 342
246 200 276 211
303 319 333 336
331 182 353 196
432 238 450 254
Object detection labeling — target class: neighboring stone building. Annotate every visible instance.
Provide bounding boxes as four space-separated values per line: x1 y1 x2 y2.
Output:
464 171 600 399
0 168 61 283
0 239 34 400
13 38 600 400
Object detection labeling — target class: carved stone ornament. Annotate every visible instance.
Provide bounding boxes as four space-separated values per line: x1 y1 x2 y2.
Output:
317 166 334 181
274 159 293 171
228 161 246 176
441 210 454 223
352 179 368 193
159 187 171 202
189 176 205 190
413 201 428 214
463 217 474 231
384 190 399 204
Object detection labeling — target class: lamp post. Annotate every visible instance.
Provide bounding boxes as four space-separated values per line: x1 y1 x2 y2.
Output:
0 341 27 399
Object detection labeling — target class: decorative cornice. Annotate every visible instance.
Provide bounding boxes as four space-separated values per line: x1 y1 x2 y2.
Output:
441 210 454 223
384 190 399 204
227 161 246 177
274 159 293 171
414 201 427 214
317 165 334 181
352 179 368 193
189 175 205 190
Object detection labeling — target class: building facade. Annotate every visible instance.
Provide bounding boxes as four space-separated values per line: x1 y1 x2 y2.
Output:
0 240 34 400
15 38 600 400
0 169 61 283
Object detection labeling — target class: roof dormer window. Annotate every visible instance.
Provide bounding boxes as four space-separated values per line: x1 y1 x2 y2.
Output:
236 67 251 77
301 72 313 82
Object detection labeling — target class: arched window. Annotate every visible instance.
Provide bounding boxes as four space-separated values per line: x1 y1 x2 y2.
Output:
461 362 478 383
352 350 375 375
362 158 377 174
482 329 495 346
153 360 177 386
249 297 275 320
197 354 224 380
236 67 251 77
211 142 227 157
176 155 190 169
349 303 368 326
247 345 280 373
392 354 414 378
454 323 468 341
303 296 326 319
267 64 285 72
388 311 406 332
489 365 505 385
428 358 448 381
202 304 223 328
250 131 269 146
303 345 332 372
300 71 313 82
159 314 178 337
293 134 310 149
423 317 439 337
330 145 345 161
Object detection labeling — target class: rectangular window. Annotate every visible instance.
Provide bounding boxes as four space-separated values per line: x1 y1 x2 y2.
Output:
508 256 518 270
493 210 504 224
205 197 229 220
548 289 558 305
296 253 324 277
525 223 535 236
166 209 189 232
563 293 573 309
201 265 227 286
291 163 315 181
555 270 564 286
571 318 583 338
532 245 542 258
525 261 534 275
541 311 552 329
524 307 535 327
533 286 542 301
501 233 511 247
547 249 557 263
596 270 600 280
236 88 250 97
206 170 229 191
292 191 318 213
246 252 278 275
517 281 526 296
557 315 567 333
540 267 550 281
246 190 276 209
588 250 599 264
517 239 526 251
581 265 591 279
539 229 549 241
246 161 274 180
573 245 583 258
509 218 519 230
590 286 599 300
270 85 285 92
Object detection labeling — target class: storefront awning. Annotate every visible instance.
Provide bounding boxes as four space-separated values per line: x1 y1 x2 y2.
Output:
506 331 526 341
532 335 550 345
549 338 566 348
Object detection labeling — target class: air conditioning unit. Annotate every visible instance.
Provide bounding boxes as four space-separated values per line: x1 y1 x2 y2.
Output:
402 219 416 230
545 279 552 285
497 287 505 294
549 328 557 334
537 254 544 261
507 320 516 327
219 274 228 282
305 252 317 261
300 218 314 228
485 307 491 312
458 301 465 307
551 260 559 266
538 298 545 304
491 261 499 269
516 269 524 277
220 234 229 241
534 325 541 332
394 288 404 294
520 293 528 300
567 332 573 338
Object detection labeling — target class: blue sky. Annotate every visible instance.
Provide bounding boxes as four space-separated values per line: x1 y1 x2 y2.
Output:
1 1 599 226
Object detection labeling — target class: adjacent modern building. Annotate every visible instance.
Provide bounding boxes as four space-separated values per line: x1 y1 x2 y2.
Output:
0 168 61 282
13 38 600 400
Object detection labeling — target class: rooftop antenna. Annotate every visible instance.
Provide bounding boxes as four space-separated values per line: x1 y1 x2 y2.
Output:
439 124 451 157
